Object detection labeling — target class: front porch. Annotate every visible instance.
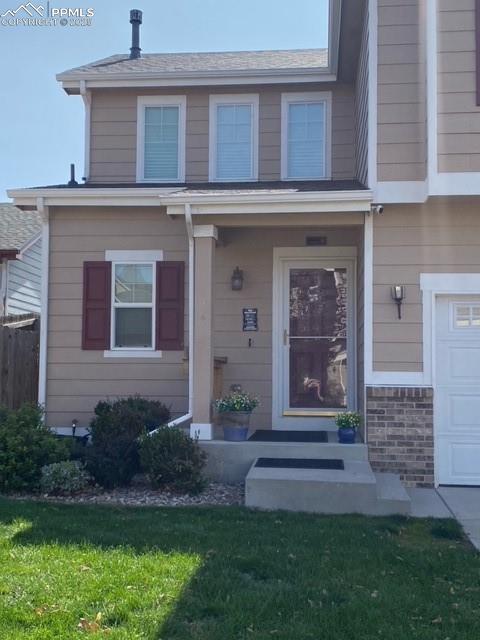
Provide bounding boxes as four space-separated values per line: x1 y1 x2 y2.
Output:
183 214 367 439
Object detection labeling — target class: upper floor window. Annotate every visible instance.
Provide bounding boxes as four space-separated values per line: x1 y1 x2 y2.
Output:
136 96 186 182
281 92 332 180
209 94 259 181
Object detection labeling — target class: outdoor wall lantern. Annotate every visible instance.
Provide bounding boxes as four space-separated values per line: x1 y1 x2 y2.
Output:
231 267 244 291
391 285 405 319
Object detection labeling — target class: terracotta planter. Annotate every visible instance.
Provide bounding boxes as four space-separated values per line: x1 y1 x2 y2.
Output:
220 411 252 441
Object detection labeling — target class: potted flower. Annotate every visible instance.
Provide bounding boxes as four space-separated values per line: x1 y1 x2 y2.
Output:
335 411 361 444
214 392 259 441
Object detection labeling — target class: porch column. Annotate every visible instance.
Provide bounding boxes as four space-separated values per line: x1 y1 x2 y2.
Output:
191 225 218 440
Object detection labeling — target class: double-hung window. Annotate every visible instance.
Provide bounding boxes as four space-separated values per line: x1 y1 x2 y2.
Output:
113 262 155 349
137 96 186 182
82 251 185 357
209 94 259 181
281 92 332 180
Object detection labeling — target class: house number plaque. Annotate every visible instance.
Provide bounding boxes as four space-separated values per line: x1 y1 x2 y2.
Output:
243 308 258 331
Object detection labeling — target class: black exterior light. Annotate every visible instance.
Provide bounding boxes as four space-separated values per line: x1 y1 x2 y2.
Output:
391 285 405 319
231 267 244 291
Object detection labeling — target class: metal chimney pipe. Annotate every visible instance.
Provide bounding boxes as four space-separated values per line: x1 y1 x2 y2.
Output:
68 163 78 187
129 9 142 59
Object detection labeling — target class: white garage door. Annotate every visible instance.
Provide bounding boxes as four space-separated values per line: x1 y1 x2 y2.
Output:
436 296 480 485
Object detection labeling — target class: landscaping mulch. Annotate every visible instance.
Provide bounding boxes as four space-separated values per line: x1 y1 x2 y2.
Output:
6 481 245 507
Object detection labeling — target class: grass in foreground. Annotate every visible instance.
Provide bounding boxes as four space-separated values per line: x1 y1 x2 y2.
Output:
0 498 479 639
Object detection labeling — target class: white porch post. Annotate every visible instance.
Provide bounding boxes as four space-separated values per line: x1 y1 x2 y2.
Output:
190 225 218 440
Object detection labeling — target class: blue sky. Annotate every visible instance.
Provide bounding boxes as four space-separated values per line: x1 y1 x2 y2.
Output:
0 0 328 200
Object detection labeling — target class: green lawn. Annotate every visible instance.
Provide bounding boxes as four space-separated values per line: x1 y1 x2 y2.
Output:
0 499 479 639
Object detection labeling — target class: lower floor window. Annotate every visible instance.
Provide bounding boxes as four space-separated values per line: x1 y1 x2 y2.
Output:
113 263 154 349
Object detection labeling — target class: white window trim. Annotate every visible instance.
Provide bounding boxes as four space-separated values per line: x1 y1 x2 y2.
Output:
281 91 332 181
104 250 163 358
136 95 186 183
208 93 259 182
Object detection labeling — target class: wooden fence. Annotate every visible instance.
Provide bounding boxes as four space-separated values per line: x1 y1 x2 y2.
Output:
0 315 40 409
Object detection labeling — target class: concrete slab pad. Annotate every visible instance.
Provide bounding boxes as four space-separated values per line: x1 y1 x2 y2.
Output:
437 487 480 520
406 488 452 519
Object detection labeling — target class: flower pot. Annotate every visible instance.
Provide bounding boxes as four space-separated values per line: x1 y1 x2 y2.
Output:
220 411 251 441
338 427 356 444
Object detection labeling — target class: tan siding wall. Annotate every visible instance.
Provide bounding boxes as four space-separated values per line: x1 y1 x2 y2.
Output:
373 199 480 371
213 226 363 428
89 85 356 183
377 0 427 181
46 209 364 429
46 207 189 428
437 0 480 172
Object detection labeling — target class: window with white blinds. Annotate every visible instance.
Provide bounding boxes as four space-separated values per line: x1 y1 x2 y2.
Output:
281 92 332 180
209 94 259 181
137 96 186 182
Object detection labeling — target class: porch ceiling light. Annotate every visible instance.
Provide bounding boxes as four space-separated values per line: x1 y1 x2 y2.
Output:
231 267 244 291
391 285 405 320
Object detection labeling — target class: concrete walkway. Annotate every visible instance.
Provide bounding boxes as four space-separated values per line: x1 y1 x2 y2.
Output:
437 487 480 551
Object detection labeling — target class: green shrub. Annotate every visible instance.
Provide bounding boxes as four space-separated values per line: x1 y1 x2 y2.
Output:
0 404 68 493
86 396 170 488
139 427 207 494
40 460 93 495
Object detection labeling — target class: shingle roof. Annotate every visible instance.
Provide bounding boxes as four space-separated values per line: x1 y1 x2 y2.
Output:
0 204 41 250
25 180 367 193
59 48 328 78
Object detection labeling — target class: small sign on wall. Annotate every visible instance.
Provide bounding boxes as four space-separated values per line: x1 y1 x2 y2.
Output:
243 308 258 331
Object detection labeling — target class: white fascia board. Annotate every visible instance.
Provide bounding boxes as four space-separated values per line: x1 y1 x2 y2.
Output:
162 191 373 215
7 187 183 208
160 190 373 206
7 188 373 213
58 70 336 92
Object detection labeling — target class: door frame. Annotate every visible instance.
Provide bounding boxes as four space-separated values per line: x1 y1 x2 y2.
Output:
272 246 357 429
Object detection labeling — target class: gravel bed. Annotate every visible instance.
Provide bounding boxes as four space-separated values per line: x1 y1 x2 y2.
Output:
6 482 245 507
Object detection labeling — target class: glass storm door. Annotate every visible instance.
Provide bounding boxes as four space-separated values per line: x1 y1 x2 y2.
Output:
282 260 354 417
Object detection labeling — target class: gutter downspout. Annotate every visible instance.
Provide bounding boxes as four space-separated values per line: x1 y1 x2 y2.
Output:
37 197 49 412
166 202 194 428
79 80 91 181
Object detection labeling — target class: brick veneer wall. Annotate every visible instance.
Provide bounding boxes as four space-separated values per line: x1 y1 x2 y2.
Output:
366 387 434 487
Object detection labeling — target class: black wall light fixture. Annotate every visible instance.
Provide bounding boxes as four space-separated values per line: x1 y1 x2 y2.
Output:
391 285 405 319
231 267 244 291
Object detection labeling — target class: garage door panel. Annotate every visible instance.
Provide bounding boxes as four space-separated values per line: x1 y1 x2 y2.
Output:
436 389 480 434
436 296 480 486
450 347 480 380
436 345 480 384
437 438 480 485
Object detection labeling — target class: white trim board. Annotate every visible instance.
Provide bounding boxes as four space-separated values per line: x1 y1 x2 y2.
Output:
375 181 428 204
38 200 49 410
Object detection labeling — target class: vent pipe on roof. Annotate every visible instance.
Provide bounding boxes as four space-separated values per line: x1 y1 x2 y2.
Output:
129 9 142 59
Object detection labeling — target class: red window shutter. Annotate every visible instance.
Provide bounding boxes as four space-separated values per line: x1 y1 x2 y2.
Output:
156 261 185 351
82 261 111 350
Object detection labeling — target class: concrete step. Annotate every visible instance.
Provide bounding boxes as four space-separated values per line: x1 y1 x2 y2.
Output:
245 459 412 516
201 440 369 483
374 473 411 516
